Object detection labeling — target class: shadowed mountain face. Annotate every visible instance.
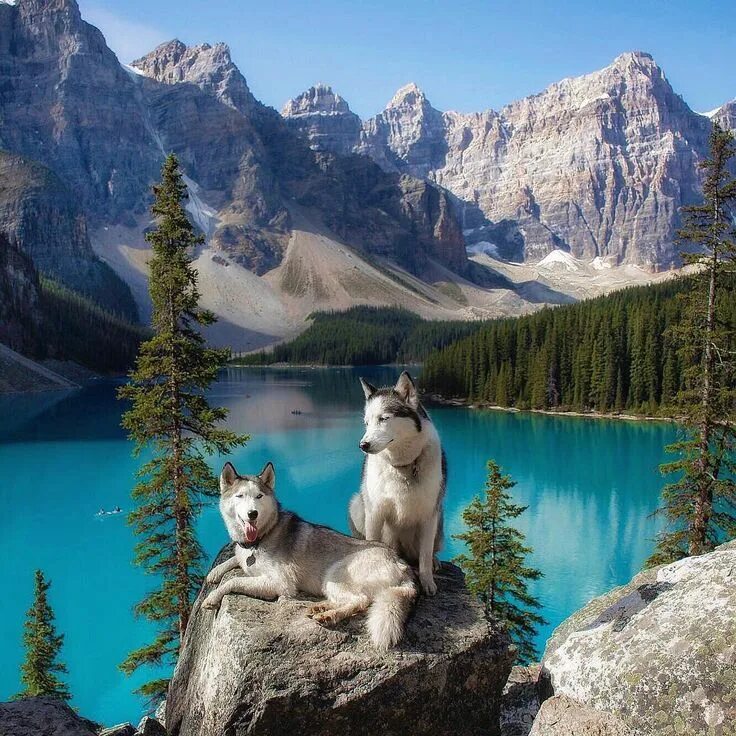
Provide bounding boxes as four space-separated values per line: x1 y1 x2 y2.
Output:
0 1 469 326
130 39 468 278
0 152 138 318
283 53 729 270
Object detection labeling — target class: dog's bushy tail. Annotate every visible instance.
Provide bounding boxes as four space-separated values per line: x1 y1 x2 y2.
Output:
366 581 416 650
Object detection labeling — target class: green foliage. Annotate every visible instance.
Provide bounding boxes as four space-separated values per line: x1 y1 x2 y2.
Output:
453 461 545 663
15 570 70 701
236 306 483 366
118 154 248 701
648 123 736 566
37 278 148 372
421 277 736 414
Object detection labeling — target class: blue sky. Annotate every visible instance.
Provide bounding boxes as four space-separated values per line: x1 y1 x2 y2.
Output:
79 0 735 118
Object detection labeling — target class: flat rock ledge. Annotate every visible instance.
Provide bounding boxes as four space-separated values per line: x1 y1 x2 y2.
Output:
167 545 514 736
542 540 736 735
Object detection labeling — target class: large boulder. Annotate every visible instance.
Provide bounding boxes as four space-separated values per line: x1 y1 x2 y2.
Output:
166 546 514 736
542 540 736 735
528 696 634 736
0 696 98 736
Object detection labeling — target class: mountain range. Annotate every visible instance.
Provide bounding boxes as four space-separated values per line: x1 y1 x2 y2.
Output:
283 54 734 269
0 0 733 354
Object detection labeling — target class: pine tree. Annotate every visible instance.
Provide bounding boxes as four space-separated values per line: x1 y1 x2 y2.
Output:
118 154 248 700
15 570 70 701
453 461 546 663
648 123 736 566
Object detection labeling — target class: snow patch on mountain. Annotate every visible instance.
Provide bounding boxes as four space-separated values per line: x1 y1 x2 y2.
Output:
123 64 147 79
537 249 582 272
182 175 218 237
466 241 499 258
591 256 613 270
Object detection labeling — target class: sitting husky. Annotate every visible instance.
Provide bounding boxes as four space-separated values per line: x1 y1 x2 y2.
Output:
203 461 417 650
348 371 446 596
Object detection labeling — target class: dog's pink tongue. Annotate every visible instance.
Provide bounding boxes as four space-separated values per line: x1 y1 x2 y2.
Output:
244 522 258 543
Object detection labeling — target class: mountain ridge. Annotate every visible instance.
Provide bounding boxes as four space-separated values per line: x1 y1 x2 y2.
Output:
0 1 499 350
284 50 730 270
0 2 711 354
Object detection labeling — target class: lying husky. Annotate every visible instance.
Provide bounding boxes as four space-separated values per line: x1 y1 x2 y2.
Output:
349 371 446 596
203 461 417 650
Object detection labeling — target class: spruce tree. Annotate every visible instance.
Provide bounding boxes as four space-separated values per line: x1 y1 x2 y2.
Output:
648 123 736 566
15 570 70 701
453 461 546 663
118 154 248 700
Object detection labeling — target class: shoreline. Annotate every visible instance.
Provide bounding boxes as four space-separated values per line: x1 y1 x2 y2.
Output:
227 364 679 424
424 394 679 424
227 362 417 370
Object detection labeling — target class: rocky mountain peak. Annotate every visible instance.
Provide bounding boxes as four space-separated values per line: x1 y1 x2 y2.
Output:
282 83 353 117
387 82 431 110
289 52 717 269
130 38 187 76
282 83 362 155
132 39 257 114
14 0 81 18
356 82 446 179
610 50 658 73
712 99 736 132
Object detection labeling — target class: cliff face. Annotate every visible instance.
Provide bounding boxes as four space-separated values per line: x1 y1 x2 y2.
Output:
0 0 149 318
713 100 736 134
0 0 160 222
282 84 363 156
283 52 716 269
131 39 468 279
0 152 138 318
0 1 471 341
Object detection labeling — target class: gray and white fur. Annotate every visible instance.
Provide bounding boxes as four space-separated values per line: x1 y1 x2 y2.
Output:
204 461 417 650
349 371 446 596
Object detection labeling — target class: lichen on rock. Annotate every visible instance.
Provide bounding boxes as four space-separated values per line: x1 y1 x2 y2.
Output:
542 540 736 735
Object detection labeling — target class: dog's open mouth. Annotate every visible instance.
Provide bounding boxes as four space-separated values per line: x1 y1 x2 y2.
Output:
239 517 258 543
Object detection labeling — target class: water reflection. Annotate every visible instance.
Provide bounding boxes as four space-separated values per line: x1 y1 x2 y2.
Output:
0 366 676 724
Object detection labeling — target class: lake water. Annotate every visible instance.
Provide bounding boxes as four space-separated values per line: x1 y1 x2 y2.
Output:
0 366 677 726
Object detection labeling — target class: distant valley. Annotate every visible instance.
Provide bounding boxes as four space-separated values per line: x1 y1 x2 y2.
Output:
0 0 733 357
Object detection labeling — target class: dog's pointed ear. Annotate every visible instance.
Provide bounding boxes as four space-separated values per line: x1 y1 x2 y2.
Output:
360 377 377 400
258 461 275 491
221 462 238 492
394 371 419 407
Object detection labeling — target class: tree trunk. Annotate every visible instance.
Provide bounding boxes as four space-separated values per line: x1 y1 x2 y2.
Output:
691 205 719 555
170 289 191 645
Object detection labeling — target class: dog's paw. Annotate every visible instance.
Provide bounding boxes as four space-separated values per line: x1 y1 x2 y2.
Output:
307 602 332 618
205 571 222 586
420 575 437 596
312 610 339 626
202 592 222 610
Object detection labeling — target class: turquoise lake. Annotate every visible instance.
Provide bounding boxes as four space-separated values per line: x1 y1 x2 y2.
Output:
0 366 677 725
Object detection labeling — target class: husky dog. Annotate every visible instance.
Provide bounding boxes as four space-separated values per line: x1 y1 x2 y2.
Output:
203 461 417 650
348 371 446 596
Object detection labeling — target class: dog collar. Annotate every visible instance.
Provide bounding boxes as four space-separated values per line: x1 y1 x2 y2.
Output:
236 540 259 567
